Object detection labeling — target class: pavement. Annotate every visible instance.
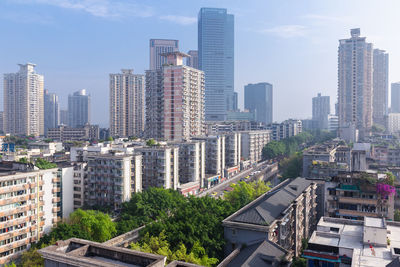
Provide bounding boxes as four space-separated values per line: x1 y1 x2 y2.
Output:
197 161 278 198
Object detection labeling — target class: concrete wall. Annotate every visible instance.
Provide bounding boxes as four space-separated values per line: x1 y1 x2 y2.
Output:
61 167 74 219
224 226 267 255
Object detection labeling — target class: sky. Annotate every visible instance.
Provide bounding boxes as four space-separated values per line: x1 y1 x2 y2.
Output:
1 0 400 127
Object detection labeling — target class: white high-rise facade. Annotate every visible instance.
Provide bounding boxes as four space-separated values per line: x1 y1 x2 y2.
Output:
338 29 373 138
109 69 145 137
4 63 44 136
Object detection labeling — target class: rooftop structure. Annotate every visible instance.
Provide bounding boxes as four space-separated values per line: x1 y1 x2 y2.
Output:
303 216 400 267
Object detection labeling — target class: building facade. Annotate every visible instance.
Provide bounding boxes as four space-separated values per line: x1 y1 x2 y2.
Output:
312 93 330 130
391 82 400 113
244 83 273 125
225 132 241 168
109 69 145 138
372 49 389 126
338 28 373 138
387 113 400 134
146 52 205 141
3 63 44 136
44 90 59 134
241 130 271 163
47 124 99 141
0 167 62 264
85 154 142 210
198 7 234 121
186 50 198 69
0 112 3 133
138 146 179 190
177 141 205 187
68 89 90 128
193 136 226 176
149 39 179 70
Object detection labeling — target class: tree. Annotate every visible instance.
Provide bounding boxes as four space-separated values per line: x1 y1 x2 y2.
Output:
69 209 116 242
146 138 157 146
20 248 44 267
106 136 114 142
385 172 396 186
18 157 29 164
35 158 57 169
4 263 17 267
224 181 271 209
280 152 303 179
116 188 186 234
262 141 285 160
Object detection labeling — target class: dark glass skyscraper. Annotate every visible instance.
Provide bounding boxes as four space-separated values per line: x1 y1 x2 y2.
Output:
198 7 234 121
244 83 273 125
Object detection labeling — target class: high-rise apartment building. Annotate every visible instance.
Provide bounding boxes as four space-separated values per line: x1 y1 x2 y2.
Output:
68 89 90 128
145 52 205 141
372 49 389 126
3 63 44 136
244 83 273 125
177 141 205 186
192 136 226 176
109 69 145 138
198 7 234 121
186 50 198 69
312 93 330 129
149 39 179 70
338 28 373 138
44 90 59 134
391 82 400 113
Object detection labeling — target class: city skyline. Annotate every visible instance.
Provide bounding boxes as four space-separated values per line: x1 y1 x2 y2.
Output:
2 1 400 126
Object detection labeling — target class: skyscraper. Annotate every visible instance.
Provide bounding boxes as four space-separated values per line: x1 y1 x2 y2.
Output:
391 82 400 113
338 28 373 138
233 92 238 111
244 83 273 125
4 63 44 136
68 89 90 128
145 51 205 141
186 50 198 69
0 111 3 133
198 7 234 121
373 49 389 126
149 39 179 70
59 109 69 125
312 93 330 129
109 69 145 137
44 90 59 133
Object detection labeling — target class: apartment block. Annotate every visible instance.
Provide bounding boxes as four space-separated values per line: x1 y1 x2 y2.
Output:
205 121 266 135
146 52 205 141
85 154 142 210
44 90 59 134
109 69 145 138
177 141 205 187
267 119 302 141
224 132 241 168
4 63 44 136
138 146 179 190
0 165 62 264
303 217 400 267
325 172 395 220
372 49 389 126
312 93 330 130
47 124 99 141
338 29 373 138
72 162 87 210
387 113 400 134
192 136 225 176
240 130 271 163
223 178 317 258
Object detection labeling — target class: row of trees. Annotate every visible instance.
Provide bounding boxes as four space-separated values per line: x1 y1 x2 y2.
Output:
20 182 272 267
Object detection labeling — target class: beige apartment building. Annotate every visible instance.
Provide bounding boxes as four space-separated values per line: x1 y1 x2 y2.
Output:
3 63 44 136
109 69 145 138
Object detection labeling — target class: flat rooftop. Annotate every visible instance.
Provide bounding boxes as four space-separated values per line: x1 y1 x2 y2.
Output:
39 238 166 267
364 217 385 228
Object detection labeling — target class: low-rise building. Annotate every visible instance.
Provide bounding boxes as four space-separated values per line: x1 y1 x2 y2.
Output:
303 216 400 267
47 124 99 141
223 178 317 258
325 172 395 220
240 130 271 163
138 146 179 190
39 238 166 267
85 153 142 210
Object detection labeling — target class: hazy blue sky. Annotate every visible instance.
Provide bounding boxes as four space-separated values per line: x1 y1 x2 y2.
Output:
1 0 400 126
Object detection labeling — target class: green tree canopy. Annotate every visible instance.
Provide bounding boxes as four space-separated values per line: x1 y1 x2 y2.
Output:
35 158 57 169
224 181 271 209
